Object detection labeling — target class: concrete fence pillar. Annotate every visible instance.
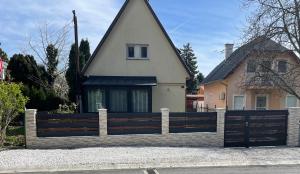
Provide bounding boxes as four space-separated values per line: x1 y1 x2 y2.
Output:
25 109 37 148
287 107 300 146
99 109 108 136
216 108 226 147
161 108 169 135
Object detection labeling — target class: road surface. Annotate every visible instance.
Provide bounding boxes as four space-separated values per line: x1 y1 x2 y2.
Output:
18 165 300 174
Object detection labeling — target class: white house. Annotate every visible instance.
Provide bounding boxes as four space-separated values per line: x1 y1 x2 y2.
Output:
81 0 191 113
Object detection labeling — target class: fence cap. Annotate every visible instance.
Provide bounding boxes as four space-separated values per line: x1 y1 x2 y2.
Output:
160 108 169 111
25 109 37 112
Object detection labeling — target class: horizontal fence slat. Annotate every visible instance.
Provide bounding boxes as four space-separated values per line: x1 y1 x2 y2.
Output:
36 112 100 137
36 113 98 120
169 112 217 133
37 122 99 129
107 113 162 135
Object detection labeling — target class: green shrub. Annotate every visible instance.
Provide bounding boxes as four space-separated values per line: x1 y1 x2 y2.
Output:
0 83 28 147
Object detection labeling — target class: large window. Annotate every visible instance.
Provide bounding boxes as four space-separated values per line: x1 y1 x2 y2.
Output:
286 95 298 108
87 89 106 112
132 89 149 112
233 96 245 110
110 89 128 112
278 60 287 73
256 95 267 110
86 87 151 113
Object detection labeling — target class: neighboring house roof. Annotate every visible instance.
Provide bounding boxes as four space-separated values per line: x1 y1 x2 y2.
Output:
81 0 192 77
202 38 292 84
83 76 157 86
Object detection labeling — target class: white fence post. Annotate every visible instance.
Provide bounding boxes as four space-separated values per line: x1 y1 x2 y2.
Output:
216 108 226 147
161 108 169 135
99 109 108 136
25 109 37 148
287 107 300 146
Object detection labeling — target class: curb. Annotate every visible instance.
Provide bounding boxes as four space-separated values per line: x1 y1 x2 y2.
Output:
1 162 300 173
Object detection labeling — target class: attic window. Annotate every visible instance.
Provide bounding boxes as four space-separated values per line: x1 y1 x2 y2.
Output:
128 46 135 58
127 44 149 59
278 60 287 73
247 61 256 73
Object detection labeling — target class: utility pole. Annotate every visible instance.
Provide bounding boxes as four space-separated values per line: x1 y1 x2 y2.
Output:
73 10 81 113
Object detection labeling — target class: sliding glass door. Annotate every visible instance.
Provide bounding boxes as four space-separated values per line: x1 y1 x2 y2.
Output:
85 87 151 113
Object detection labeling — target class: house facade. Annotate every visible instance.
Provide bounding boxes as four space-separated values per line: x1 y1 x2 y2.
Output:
203 38 300 110
81 0 191 113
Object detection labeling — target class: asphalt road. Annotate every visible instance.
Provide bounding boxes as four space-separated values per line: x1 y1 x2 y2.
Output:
18 165 300 174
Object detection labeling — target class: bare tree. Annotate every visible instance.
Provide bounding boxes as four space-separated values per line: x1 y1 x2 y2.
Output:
243 0 300 99
28 22 72 84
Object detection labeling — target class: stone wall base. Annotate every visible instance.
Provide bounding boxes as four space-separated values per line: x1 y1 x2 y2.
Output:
26 132 223 149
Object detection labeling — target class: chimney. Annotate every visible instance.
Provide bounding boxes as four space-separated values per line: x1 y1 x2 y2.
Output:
225 43 234 59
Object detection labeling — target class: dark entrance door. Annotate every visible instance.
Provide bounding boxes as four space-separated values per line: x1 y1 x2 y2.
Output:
224 110 288 147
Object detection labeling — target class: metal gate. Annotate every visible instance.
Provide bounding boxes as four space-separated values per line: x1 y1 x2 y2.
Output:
224 110 288 147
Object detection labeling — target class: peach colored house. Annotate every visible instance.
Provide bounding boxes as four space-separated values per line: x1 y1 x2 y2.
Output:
202 38 300 110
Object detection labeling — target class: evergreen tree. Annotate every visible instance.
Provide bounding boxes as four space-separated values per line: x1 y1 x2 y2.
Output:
65 44 76 102
196 72 204 85
66 40 91 102
79 39 91 70
180 43 199 93
8 54 43 86
46 44 58 87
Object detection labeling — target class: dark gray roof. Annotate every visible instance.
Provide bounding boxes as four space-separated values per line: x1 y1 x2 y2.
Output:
83 76 157 86
81 0 192 77
202 38 290 84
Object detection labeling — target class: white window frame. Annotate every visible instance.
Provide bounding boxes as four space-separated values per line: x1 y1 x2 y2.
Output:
255 94 268 110
285 95 299 108
126 44 149 60
232 95 246 110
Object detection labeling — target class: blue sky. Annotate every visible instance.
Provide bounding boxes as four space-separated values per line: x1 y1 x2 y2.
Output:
0 0 249 76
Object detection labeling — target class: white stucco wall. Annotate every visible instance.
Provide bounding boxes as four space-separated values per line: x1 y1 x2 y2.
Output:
84 0 189 112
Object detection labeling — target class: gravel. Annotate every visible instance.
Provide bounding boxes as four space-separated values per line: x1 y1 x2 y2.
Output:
1 147 300 173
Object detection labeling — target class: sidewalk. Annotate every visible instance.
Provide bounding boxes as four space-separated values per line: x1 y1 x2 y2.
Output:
1 147 300 173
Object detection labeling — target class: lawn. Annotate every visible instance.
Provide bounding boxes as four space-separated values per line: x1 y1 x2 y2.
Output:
4 126 25 147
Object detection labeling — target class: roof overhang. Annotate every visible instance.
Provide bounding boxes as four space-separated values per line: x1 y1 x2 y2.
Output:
83 76 157 86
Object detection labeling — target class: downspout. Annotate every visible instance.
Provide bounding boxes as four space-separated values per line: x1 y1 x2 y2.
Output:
220 81 228 110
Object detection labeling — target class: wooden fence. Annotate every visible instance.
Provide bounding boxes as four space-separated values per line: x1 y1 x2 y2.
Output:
36 112 99 137
169 112 217 133
224 110 288 147
107 113 161 135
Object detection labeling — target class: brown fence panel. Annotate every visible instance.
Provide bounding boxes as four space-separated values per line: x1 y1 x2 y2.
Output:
36 113 99 137
169 112 217 133
107 113 161 135
225 110 288 147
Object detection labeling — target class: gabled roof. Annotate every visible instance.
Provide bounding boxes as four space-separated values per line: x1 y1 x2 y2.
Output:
202 37 291 84
81 0 192 77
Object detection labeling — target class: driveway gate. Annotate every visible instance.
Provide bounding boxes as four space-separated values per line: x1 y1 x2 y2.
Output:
224 110 288 147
